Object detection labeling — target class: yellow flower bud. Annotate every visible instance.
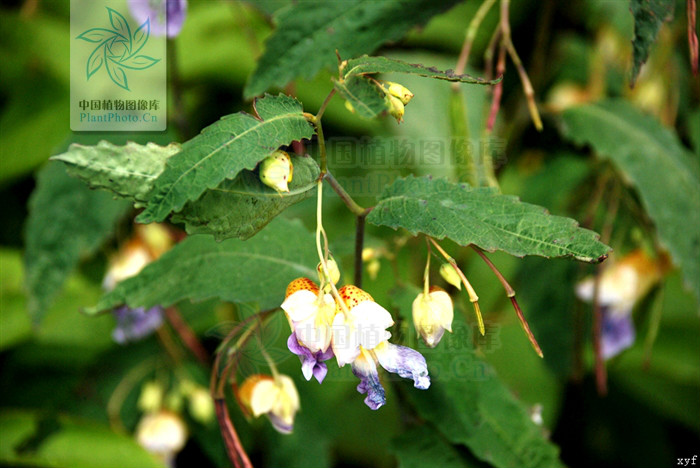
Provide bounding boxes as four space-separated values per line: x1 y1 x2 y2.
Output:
317 256 341 286
136 223 173 260
439 263 462 290
188 387 215 424
137 381 163 413
259 150 293 193
367 258 381 280
239 374 300 434
135 410 187 461
344 100 356 114
412 287 454 348
385 81 414 105
386 95 405 123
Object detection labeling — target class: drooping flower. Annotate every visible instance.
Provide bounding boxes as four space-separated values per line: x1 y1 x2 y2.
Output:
102 238 153 291
112 305 164 344
351 341 430 410
287 332 334 383
238 374 300 434
128 0 188 38
384 81 414 105
332 284 430 409
281 278 336 353
135 410 188 465
412 286 454 348
576 249 668 359
331 285 394 367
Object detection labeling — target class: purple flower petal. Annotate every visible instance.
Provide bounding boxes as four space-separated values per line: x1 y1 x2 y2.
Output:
111 305 164 344
601 308 635 359
375 342 430 389
267 413 293 434
128 0 187 38
351 354 386 410
287 333 334 384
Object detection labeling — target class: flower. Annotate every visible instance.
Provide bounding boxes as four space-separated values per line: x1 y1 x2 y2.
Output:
138 381 164 413
187 386 215 424
331 285 394 367
287 332 334 383
412 286 454 347
102 238 152 291
128 0 188 38
259 150 293 193
281 278 336 353
576 249 667 359
135 410 188 464
351 341 430 410
112 305 164 344
386 94 405 123
385 81 414 105
238 374 300 434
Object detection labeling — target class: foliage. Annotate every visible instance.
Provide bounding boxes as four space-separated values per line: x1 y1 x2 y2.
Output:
2 1 699 468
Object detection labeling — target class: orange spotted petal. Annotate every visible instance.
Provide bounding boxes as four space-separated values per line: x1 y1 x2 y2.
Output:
337 284 374 309
285 278 319 299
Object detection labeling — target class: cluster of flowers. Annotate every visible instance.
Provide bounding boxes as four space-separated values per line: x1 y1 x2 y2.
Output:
238 258 458 433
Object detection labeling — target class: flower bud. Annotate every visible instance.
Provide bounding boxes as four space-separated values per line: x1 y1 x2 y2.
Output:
238 374 300 434
317 257 341 285
344 100 356 114
188 387 215 424
412 286 454 347
135 410 187 461
439 263 462 290
386 95 405 123
259 150 293 193
136 223 173 260
367 258 381 280
385 81 414 105
137 381 163 413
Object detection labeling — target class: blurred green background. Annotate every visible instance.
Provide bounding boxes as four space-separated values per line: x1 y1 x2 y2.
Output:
1 1 698 467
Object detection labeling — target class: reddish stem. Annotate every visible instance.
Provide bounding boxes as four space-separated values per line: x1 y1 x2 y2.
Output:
164 307 210 365
215 399 253 468
689 0 699 75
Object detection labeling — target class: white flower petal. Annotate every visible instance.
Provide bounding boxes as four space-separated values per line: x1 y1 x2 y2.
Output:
281 289 319 322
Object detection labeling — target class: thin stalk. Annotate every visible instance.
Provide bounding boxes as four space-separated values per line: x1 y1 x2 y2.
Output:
454 0 498 77
471 246 543 357
486 40 506 132
168 39 189 138
423 238 432 296
215 399 252 468
164 306 210 365
107 358 159 432
591 266 607 395
354 214 367 287
428 238 485 335
642 285 665 369
324 172 368 216
688 0 699 75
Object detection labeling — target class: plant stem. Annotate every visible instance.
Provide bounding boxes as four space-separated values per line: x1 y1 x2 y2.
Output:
316 88 336 122
354 214 367 287
428 238 485 335
164 306 210 365
168 39 189 138
215 399 252 468
688 0 699 75
324 172 368 216
454 0 497 77
471 246 543 357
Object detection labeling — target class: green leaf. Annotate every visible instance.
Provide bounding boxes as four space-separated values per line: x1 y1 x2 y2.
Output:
333 74 390 119
173 154 320 240
51 141 181 204
243 0 463 98
24 162 130 324
392 426 485 468
629 0 674 85
0 249 32 351
407 334 564 468
136 94 314 223
341 55 499 84
0 410 166 468
560 100 700 300
52 142 318 240
368 175 610 263
85 217 317 315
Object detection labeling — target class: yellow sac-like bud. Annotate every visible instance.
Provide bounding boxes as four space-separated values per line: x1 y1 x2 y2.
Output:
187 387 215 424
439 263 462 290
344 100 356 114
385 81 414 105
239 374 300 434
386 95 405 123
136 223 173 260
361 247 377 262
412 287 454 348
259 150 293 193
135 410 188 459
367 258 381 280
137 381 164 413
317 257 341 285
